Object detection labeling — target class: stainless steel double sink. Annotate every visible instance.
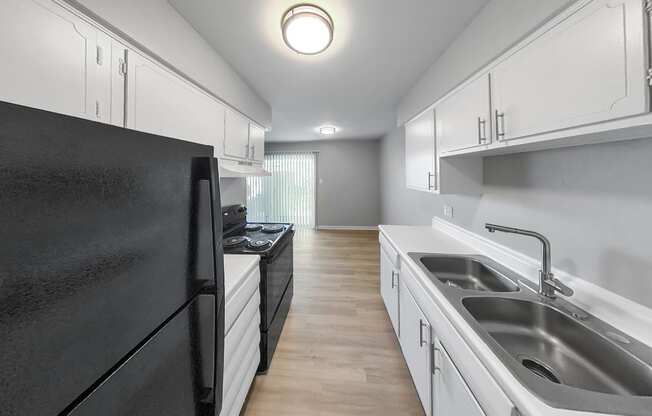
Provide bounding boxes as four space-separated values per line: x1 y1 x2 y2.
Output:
409 253 652 416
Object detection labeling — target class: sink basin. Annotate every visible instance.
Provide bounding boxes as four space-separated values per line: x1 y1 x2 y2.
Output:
407 251 652 414
416 255 518 292
463 297 652 397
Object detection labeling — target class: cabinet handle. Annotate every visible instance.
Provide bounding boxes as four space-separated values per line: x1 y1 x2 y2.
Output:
419 319 429 347
427 172 435 190
244 144 250 159
391 270 398 288
477 117 487 144
250 145 255 160
432 344 441 374
495 110 505 140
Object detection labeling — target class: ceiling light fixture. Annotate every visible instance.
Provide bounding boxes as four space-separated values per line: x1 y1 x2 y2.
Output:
319 126 337 135
282 4 334 55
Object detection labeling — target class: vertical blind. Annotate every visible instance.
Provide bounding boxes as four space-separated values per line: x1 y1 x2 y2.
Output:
246 152 317 228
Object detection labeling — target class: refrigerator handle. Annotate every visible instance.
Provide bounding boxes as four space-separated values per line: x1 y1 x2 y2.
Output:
194 156 225 416
207 157 225 416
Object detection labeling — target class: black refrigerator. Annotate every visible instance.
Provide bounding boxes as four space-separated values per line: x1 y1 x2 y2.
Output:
0 101 225 416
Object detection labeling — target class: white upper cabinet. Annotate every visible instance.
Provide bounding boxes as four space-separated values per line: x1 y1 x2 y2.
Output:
491 0 648 142
224 108 251 159
109 41 128 127
248 123 266 163
126 51 225 148
95 33 127 127
405 109 436 192
0 0 97 120
437 74 492 153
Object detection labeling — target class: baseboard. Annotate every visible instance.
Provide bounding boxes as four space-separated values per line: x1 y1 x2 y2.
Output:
431 216 652 347
316 225 379 231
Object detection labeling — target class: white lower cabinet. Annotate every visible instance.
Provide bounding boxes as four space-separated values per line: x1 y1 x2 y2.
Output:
399 272 432 416
379 238 400 337
434 340 486 416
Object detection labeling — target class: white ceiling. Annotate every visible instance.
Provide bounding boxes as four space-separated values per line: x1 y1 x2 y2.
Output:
170 0 488 142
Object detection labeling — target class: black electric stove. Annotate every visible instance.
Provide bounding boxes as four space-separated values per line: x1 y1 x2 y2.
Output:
223 222 293 255
222 204 294 373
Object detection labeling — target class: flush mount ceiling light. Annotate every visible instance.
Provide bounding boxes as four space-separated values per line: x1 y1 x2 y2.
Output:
319 125 337 135
282 4 334 55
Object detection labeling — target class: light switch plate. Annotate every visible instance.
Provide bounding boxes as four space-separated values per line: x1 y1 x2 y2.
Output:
443 205 454 218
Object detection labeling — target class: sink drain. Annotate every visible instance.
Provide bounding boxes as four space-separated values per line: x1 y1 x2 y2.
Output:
521 358 561 384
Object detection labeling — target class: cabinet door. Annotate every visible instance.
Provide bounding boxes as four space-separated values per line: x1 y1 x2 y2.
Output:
249 123 266 163
95 33 127 127
399 278 431 416
491 0 647 142
224 109 250 159
109 41 128 127
437 74 491 153
0 0 96 120
379 247 399 337
405 109 436 192
434 341 486 416
126 51 223 146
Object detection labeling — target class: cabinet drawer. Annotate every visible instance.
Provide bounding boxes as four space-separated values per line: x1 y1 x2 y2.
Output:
379 233 399 268
225 269 260 333
225 290 261 359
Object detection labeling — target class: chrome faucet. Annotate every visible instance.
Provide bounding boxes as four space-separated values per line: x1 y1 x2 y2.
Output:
484 223 573 299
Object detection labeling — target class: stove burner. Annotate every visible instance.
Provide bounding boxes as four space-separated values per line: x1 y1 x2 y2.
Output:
224 236 249 248
261 224 285 234
245 223 263 232
248 239 272 250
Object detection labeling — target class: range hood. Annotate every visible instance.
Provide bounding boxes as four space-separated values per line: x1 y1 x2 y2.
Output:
219 159 271 178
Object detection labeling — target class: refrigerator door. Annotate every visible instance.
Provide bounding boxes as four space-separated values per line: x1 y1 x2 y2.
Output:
0 102 223 415
68 294 215 416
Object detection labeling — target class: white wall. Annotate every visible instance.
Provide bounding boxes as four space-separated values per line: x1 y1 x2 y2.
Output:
397 0 572 125
382 0 652 310
65 0 271 127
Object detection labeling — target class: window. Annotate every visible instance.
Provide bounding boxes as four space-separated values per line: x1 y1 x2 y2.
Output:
246 152 317 228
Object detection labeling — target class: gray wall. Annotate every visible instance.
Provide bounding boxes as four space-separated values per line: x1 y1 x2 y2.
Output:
268 139 381 228
220 178 246 207
381 0 652 310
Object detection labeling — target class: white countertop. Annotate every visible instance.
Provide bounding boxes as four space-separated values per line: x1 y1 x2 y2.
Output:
224 254 259 303
379 224 613 416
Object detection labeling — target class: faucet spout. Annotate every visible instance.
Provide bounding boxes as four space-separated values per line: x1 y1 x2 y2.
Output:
484 223 572 299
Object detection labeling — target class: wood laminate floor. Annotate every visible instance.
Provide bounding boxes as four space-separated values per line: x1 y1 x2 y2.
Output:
243 229 424 416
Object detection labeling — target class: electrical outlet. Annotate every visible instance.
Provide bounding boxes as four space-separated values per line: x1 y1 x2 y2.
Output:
443 205 454 218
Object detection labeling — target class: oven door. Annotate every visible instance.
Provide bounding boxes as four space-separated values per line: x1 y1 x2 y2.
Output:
260 232 294 330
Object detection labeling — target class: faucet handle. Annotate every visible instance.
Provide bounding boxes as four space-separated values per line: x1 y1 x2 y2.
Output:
542 274 574 297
